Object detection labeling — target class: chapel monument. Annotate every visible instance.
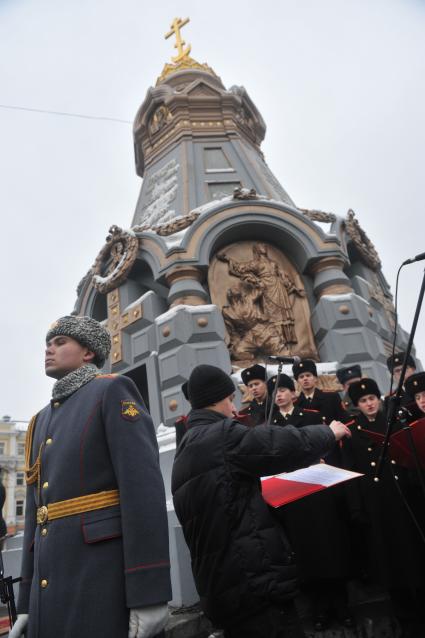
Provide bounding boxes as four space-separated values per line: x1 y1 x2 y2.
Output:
71 18 411 605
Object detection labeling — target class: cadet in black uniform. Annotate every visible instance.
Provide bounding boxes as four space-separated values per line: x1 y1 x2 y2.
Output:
385 352 420 420
403 372 425 558
240 364 268 426
267 373 326 428
293 359 349 466
405 371 425 417
293 359 348 423
268 374 354 631
343 379 425 632
336 365 362 413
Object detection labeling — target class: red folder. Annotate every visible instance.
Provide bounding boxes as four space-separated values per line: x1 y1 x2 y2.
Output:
261 464 362 508
261 477 324 507
360 417 425 470
0 617 10 635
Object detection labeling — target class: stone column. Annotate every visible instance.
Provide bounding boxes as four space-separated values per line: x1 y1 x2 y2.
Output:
310 256 353 298
309 256 388 386
165 266 209 307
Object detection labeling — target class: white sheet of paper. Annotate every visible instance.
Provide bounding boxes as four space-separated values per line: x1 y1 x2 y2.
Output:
261 463 362 486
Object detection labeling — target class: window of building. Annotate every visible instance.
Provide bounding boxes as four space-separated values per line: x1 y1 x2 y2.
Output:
204 148 234 173
208 182 241 200
0 442 5 455
16 472 24 486
17 443 25 456
16 500 24 517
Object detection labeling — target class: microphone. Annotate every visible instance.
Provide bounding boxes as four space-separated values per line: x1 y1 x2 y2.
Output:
402 251 425 266
267 355 301 364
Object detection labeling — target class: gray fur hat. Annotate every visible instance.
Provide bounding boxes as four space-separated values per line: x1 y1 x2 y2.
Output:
46 316 111 368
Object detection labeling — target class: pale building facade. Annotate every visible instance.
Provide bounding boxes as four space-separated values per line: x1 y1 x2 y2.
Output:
0 415 27 533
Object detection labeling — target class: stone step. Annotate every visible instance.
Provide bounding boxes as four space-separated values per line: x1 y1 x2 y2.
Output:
165 602 411 638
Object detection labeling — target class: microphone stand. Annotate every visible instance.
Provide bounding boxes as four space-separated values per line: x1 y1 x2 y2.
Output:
376 267 425 507
266 360 284 426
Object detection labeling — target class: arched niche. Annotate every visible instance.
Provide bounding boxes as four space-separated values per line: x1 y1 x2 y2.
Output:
177 201 346 275
208 240 318 365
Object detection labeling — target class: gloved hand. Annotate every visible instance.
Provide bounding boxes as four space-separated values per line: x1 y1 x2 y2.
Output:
8 614 28 637
128 603 169 638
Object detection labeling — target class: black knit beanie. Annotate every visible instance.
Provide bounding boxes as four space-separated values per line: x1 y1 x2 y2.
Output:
188 364 235 409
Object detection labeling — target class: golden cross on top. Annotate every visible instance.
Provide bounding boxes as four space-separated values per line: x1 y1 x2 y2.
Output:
165 17 191 63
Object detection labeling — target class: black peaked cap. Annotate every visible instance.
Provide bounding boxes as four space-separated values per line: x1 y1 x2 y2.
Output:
336 365 362 385
292 359 317 379
386 351 416 372
267 373 295 394
241 364 266 385
405 372 425 397
348 378 381 406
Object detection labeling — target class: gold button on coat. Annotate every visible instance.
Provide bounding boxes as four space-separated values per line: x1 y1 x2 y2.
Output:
41 528 48 537
43 482 49 489
53 401 60 408
41 579 48 588
46 438 53 445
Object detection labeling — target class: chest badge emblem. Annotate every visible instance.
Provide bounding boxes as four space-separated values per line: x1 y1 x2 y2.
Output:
121 401 141 420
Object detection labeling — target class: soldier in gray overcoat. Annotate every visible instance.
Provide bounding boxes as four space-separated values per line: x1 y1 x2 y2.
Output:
10 316 171 638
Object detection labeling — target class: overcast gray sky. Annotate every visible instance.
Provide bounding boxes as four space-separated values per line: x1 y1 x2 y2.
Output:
1 0 424 422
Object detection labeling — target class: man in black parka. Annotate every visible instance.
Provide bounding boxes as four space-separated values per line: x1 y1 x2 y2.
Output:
172 364 351 638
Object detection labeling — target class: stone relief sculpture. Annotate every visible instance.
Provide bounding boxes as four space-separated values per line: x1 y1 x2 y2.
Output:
299 208 337 223
149 104 172 135
345 209 381 271
370 272 396 329
212 242 315 363
232 186 259 200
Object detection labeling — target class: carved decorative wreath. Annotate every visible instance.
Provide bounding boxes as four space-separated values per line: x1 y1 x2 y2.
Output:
132 211 200 237
299 208 336 223
345 209 381 271
155 212 200 236
91 226 139 294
